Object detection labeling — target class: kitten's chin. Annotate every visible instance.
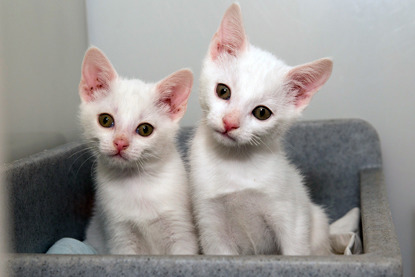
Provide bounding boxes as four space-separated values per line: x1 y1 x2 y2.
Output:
101 153 136 169
212 129 241 147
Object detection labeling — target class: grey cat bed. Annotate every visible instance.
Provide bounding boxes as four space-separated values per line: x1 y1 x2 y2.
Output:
4 119 402 276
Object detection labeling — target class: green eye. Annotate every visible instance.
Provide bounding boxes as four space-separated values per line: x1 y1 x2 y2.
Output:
98 113 114 128
252 106 272 121
136 123 153 137
216 83 231 100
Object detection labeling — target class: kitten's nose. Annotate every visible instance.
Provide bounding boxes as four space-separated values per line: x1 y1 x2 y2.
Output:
223 113 240 132
113 137 129 152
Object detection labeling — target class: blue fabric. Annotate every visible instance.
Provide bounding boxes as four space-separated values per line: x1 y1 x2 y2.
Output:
46 238 97 255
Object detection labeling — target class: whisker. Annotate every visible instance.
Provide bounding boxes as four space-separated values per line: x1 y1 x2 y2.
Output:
248 135 261 147
67 146 95 159
68 149 96 174
136 159 151 177
258 137 276 156
142 152 161 161
67 141 96 158
134 160 141 174
74 154 97 178
67 140 97 163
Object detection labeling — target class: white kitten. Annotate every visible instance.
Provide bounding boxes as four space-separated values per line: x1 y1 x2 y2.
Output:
79 47 198 255
190 4 333 255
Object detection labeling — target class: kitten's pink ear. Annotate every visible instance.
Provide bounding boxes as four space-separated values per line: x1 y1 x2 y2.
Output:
157 69 193 121
209 3 247 60
285 58 333 111
79 47 117 102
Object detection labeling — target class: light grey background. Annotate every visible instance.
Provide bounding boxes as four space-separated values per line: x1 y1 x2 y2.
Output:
0 1 88 161
1 1 414 276
0 4 8 272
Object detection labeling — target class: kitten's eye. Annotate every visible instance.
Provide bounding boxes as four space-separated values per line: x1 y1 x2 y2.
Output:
216 83 231 100
98 113 114 128
252 106 272 121
136 123 153 137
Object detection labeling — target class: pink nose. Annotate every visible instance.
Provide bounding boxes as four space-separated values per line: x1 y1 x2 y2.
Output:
223 113 240 132
113 137 129 152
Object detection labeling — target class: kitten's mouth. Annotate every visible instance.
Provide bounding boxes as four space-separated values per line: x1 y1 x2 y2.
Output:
215 129 236 141
110 152 128 161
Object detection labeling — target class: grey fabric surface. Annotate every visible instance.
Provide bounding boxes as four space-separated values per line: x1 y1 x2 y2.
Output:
4 142 94 253
3 119 402 276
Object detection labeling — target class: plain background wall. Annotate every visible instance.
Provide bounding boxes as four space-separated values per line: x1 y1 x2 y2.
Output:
0 6 8 275
88 1 415 276
0 0 88 162
1 0 414 276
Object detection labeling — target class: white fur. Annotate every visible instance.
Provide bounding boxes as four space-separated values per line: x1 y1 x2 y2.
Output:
80 47 197 255
190 3 332 255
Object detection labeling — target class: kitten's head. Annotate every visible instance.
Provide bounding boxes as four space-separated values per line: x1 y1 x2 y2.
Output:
79 47 193 169
200 3 332 147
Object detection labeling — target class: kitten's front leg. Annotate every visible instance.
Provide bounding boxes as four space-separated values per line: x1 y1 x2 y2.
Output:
85 215 106 254
200 230 238 255
197 204 238 255
269 213 311 255
110 242 140 255
107 224 149 255
279 233 311 256
169 227 199 255
169 236 199 255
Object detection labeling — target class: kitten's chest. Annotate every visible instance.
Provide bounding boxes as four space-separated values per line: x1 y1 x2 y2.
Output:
198 151 279 198
215 162 263 192
96 174 171 222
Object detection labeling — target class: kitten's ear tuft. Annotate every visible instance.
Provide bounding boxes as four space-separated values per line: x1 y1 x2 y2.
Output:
79 47 117 102
157 69 193 121
285 58 333 111
209 3 247 60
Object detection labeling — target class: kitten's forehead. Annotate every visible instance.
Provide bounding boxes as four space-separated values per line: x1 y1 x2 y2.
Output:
238 47 287 86
104 79 158 127
216 46 288 106
111 78 155 105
